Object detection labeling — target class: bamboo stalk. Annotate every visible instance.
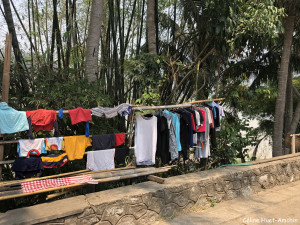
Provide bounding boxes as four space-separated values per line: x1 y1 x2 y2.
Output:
0 169 89 186
148 175 164 184
0 33 12 180
291 134 296 154
187 98 225 105
0 167 173 201
46 187 79 201
131 104 192 111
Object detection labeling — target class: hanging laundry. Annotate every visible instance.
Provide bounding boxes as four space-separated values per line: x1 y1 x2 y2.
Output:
45 137 64 151
213 106 220 128
208 108 217 148
92 134 116 150
175 109 190 160
63 135 92 160
12 157 44 179
163 110 182 152
17 138 47 157
86 149 115 171
197 108 206 133
178 109 194 147
26 109 59 138
134 114 157 165
156 111 178 161
114 133 125 147
155 114 170 164
58 108 64 119
210 101 225 131
91 103 132 118
115 147 130 166
21 174 98 193
0 102 29 134
195 107 211 158
68 107 92 137
42 153 68 168
185 108 198 145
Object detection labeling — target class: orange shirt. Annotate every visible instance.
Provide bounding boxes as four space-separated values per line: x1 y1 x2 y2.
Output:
63 135 92 160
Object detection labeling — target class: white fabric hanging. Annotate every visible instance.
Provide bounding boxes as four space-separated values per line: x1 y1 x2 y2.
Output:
134 115 157 165
86 149 115 171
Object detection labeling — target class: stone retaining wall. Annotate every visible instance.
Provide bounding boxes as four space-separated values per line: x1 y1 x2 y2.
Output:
1 154 300 225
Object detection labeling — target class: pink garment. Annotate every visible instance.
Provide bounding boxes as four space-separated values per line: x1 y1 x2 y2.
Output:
21 174 98 193
197 108 206 132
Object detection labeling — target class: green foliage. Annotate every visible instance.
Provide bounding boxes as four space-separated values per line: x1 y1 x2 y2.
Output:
226 0 285 51
125 53 163 90
135 92 161 106
24 70 110 110
211 114 257 166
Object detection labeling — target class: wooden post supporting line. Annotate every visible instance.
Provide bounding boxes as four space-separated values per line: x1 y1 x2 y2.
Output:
0 33 12 180
291 134 296 154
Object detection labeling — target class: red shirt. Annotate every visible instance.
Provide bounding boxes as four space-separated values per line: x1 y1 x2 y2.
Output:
197 108 206 133
68 108 92 125
26 109 57 131
114 133 125 147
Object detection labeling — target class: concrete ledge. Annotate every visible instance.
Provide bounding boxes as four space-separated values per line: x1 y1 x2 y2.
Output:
1 154 300 225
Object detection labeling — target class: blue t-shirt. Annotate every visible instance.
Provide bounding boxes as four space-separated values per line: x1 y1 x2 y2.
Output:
0 102 29 134
163 110 182 151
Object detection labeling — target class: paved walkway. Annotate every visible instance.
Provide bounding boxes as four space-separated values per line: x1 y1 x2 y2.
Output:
155 180 300 225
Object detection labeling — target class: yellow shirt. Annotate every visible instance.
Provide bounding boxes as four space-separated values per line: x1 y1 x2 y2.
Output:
63 135 92 160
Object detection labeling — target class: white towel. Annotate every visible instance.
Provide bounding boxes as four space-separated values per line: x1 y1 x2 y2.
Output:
86 149 115 171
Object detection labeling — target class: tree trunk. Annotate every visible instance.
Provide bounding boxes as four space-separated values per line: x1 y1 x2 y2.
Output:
285 68 293 132
272 3 296 157
147 0 156 54
136 0 145 56
85 0 104 83
289 102 300 134
2 0 29 93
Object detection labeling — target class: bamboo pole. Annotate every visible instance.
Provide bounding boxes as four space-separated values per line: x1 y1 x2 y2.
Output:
46 187 79 201
187 98 225 105
0 166 135 187
0 33 12 180
0 167 173 201
1 167 172 192
148 175 164 184
131 103 192 111
291 134 296 154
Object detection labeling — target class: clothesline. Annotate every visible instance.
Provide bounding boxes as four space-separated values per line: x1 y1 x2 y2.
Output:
131 98 224 111
0 133 130 145
8 98 224 115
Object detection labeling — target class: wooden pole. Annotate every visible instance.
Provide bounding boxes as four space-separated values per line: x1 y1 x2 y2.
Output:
0 166 135 187
147 175 165 184
187 98 225 105
0 166 173 201
291 134 296 154
0 33 12 180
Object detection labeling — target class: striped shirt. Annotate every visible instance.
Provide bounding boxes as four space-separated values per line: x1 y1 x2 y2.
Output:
91 103 132 118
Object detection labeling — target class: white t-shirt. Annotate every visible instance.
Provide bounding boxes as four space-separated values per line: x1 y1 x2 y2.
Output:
45 137 64 151
134 114 157 165
17 138 47 157
86 149 115 171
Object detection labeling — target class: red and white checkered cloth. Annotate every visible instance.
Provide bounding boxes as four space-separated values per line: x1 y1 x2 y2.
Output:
21 174 98 193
